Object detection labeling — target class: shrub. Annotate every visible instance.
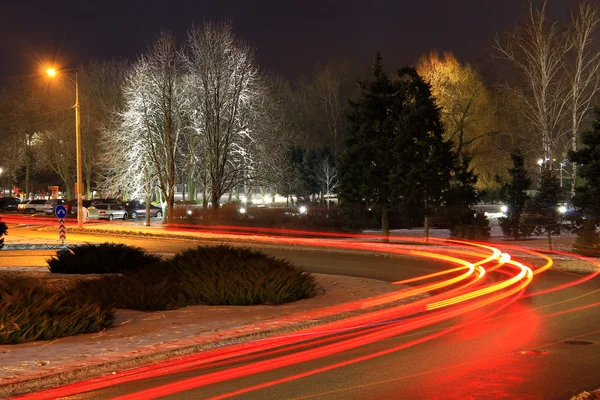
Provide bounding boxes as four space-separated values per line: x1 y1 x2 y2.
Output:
451 211 491 241
168 245 318 305
69 273 185 311
68 245 318 310
47 243 162 274
573 221 600 257
0 220 6 250
0 276 114 344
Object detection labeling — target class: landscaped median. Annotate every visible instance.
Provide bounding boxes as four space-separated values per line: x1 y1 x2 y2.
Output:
0 256 402 398
1 243 317 345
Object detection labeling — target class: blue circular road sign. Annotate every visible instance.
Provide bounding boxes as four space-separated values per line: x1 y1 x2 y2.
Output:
55 205 67 219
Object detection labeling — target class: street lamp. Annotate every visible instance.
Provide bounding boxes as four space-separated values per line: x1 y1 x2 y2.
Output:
46 67 83 228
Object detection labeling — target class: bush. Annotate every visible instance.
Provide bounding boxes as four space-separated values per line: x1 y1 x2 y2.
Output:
169 245 318 305
0 276 114 344
47 243 163 274
0 220 6 250
573 221 600 257
451 211 491 241
69 245 317 310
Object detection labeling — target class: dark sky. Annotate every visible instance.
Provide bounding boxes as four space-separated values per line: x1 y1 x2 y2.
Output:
0 0 574 85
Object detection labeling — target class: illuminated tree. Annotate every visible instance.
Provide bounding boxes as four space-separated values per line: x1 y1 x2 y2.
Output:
184 21 261 210
416 51 501 188
78 60 128 198
565 0 600 197
495 0 570 164
102 31 186 222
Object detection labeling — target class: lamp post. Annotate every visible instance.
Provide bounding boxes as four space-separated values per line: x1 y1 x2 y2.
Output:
46 68 83 228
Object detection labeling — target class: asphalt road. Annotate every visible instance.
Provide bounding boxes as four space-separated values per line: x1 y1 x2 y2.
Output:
2 222 599 400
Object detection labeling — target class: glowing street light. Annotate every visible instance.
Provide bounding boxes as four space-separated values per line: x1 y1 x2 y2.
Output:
46 67 83 228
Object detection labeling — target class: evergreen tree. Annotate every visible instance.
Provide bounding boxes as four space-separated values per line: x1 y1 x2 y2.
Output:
525 167 563 250
569 108 600 223
499 149 532 240
338 53 398 237
442 154 491 240
572 220 600 257
338 57 454 240
440 154 480 229
390 67 455 240
568 108 600 255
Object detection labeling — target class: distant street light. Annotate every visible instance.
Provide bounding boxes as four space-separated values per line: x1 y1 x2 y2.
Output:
46 67 83 228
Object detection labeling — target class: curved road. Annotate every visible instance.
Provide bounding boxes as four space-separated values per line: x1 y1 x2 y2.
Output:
2 222 599 400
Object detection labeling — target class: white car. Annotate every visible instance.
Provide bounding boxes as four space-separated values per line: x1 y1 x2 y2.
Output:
17 199 47 214
92 204 128 221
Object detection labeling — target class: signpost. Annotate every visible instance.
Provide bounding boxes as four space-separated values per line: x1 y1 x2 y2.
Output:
55 205 67 245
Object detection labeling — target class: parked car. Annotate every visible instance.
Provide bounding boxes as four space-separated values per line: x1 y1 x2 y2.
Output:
43 199 67 215
91 204 128 221
17 199 47 214
0 197 21 212
91 198 124 206
124 200 163 219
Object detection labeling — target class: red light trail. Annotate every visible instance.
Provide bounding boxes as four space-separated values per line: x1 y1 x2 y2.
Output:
6 221 599 400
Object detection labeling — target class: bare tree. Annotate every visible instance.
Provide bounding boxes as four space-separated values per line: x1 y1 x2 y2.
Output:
314 155 337 209
78 60 128 198
184 21 261 210
103 31 186 222
566 0 600 196
495 0 571 163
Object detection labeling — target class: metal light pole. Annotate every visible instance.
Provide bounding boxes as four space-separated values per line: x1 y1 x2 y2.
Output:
47 68 84 228
75 72 83 228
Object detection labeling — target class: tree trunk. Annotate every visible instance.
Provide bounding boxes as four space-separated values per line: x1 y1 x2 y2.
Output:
166 188 175 224
547 229 553 251
86 170 92 199
145 168 151 226
381 205 390 243
424 215 430 243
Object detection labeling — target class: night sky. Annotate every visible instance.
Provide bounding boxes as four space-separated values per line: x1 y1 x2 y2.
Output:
0 0 574 85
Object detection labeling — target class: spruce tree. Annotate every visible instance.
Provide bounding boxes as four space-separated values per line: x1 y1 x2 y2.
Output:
568 108 600 254
338 58 454 240
525 167 563 250
569 108 600 222
338 53 397 237
389 67 454 240
499 149 532 240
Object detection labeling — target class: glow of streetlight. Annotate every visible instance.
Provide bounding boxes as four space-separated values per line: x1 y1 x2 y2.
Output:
46 68 57 77
537 158 544 166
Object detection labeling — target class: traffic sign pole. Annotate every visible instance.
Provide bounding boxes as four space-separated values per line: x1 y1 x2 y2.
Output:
55 205 68 245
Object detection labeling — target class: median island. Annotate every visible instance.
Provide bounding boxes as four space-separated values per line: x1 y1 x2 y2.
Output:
0 243 317 344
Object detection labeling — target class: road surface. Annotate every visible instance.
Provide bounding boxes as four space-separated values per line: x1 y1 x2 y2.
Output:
1 219 599 400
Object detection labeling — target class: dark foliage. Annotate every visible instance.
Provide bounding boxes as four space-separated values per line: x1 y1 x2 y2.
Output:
0 220 6 250
69 245 317 310
338 54 454 235
436 154 481 230
451 211 491 241
572 220 600 257
524 167 563 236
47 243 163 274
569 108 600 223
498 149 533 240
172 204 347 232
0 276 114 344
